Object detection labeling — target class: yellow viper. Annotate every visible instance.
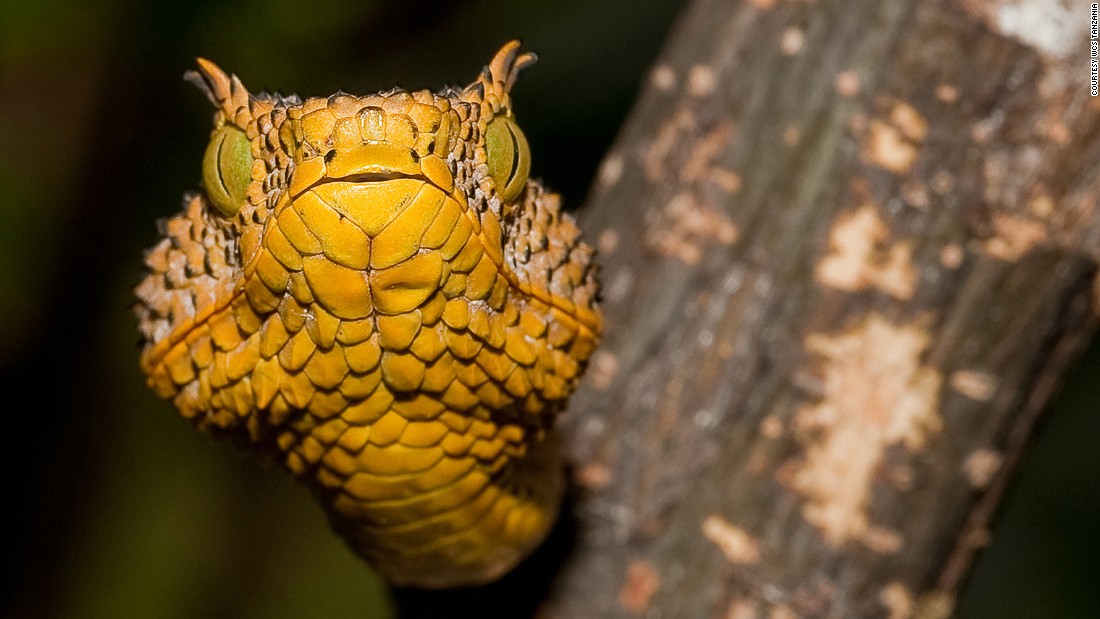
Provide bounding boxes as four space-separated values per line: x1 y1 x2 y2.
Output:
134 42 601 588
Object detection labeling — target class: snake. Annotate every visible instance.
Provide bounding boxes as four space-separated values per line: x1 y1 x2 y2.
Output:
133 41 601 588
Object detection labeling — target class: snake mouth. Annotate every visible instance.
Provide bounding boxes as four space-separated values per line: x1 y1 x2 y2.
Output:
288 142 454 201
291 169 441 202
325 170 429 184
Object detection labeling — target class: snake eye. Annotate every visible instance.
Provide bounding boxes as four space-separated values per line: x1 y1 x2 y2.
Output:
485 115 531 204
201 125 253 217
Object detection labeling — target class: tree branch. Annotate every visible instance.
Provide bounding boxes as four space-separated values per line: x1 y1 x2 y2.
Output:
537 0 1100 616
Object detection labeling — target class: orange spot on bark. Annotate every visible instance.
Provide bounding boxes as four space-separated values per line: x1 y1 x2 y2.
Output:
650 65 676 91
687 64 717 97
1028 190 1055 218
935 83 958 103
783 125 801 146
619 560 661 614
864 525 904 554
950 370 998 401
939 244 964 269
930 169 955 194
588 350 620 391
963 449 1002 489
726 599 761 619
574 462 613 490
702 515 763 564
780 27 805 55
879 581 915 619
598 154 624 187
597 228 620 254
835 70 861 97
759 415 784 439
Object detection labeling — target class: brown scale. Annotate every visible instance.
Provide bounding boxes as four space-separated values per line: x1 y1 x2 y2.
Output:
134 42 601 587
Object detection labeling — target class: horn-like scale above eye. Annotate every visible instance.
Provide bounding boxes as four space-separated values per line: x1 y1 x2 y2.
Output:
201 125 253 217
485 115 531 203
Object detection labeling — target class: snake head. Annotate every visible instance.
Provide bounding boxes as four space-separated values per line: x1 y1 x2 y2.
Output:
135 42 600 587
166 41 600 340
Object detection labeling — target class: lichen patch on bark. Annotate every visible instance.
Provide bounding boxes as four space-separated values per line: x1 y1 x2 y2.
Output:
727 601 797 619
815 202 918 299
702 514 763 565
1028 189 1055 218
834 70 861 97
682 121 734 181
899 179 930 208
759 414 784 439
934 84 958 103
862 120 919 173
949 369 998 401
958 0 1087 59
780 27 805 55
650 64 677 91
597 228 620 255
863 525 904 554
860 98 927 174
687 64 717 97
588 349 621 391
938 244 964 269
879 581 915 619
574 462 614 490
887 99 929 142
914 590 956 619
783 315 943 549
644 106 695 183
962 449 1003 489
783 125 801 146
725 598 761 619
646 111 741 193
646 192 739 264
598 153 624 187
982 213 1048 260
640 110 743 263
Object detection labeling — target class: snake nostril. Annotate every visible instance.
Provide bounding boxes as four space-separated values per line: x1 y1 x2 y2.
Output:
324 149 337 163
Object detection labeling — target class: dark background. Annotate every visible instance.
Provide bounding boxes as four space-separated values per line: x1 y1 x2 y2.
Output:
1 1 1096 616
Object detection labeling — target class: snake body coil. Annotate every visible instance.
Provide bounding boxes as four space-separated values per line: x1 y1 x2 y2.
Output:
134 42 601 588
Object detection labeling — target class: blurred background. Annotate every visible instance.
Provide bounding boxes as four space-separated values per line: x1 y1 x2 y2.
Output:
1 1 1096 617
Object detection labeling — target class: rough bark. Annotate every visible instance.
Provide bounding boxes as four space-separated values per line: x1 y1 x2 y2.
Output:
543 0 1100 617
395 0 1100 617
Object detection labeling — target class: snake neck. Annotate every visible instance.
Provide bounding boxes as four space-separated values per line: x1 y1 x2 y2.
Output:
316 428 566 587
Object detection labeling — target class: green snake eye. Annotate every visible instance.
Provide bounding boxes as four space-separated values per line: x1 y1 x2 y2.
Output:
485 115 531 204
201 124 253 217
